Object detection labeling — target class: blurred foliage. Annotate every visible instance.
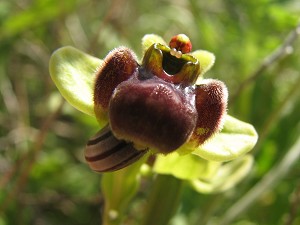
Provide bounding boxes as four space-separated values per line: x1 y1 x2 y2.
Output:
0 0 300 224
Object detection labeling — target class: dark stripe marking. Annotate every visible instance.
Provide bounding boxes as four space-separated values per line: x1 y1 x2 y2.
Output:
95 149 148 172
87 130 112 146
85 141 128 162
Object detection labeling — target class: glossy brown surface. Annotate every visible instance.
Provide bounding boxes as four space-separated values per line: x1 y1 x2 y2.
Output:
109 74 197 154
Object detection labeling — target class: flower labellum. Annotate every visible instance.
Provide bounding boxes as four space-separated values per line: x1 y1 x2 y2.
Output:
109 73 198 153
86 34 228 172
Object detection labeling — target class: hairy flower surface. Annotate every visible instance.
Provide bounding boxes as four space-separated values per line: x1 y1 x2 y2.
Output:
49 33 258 193
93 34 228 157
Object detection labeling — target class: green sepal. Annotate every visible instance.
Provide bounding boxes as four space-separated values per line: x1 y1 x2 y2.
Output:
153 153 220 180
178 115 258 162
141 34 167 53
190 50 215 81
190 155 253 193
152 152 253 194
194 115 258 161
49 46 103 117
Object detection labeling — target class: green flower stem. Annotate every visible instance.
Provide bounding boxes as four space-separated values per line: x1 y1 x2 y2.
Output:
141 174 184 225
101 154 149 225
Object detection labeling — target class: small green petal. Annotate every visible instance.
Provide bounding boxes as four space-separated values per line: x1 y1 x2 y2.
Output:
153 152 221 180
49 46 103 117
141 34 167 53
192 115 258 162
190 50 215 81
190 155 253 193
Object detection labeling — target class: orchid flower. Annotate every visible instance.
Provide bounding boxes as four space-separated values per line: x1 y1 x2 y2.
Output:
49 34 258 194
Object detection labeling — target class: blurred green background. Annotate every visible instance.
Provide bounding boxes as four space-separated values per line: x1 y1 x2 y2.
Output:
1 0 300 224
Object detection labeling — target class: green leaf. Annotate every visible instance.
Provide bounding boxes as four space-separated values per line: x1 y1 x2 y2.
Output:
141 34 166 53
190 50 215 80
153 153 220 180
191 115 258 162
49 46 103 117
191 155 253 193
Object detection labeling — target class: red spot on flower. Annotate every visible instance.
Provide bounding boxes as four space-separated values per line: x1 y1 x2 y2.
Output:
169 34 192 54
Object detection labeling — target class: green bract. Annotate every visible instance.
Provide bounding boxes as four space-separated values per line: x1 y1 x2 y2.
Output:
49 34 258 193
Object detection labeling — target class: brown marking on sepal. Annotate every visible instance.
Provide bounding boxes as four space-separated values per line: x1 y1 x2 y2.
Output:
191 79 228 145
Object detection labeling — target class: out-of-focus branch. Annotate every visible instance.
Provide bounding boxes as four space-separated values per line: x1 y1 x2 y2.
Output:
230 22 300 105
253 73 300 154
285 183 300 225
219 135 300 225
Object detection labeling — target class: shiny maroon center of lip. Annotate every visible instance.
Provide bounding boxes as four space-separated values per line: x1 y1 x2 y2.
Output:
108 72 198 154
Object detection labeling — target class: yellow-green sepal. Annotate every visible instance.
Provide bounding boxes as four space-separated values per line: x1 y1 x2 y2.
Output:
190 155 253 193
190 50 215 81
153 152 221 180
177 115 258 162
49 46 102 117
152 152 253 193
141 34 167 53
